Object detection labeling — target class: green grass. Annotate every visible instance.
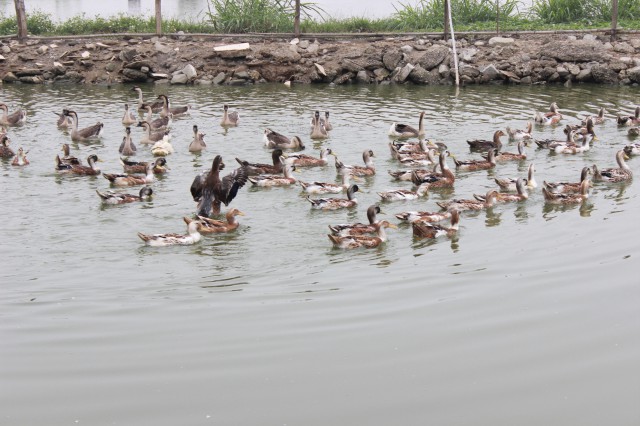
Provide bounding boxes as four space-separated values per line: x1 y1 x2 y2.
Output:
0 0 639 36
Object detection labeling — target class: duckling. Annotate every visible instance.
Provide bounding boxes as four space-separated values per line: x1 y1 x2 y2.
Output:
495 162 537 191
543 166 591 194
396 210 452 223
328 205 382 236
137 120 170 145
142 104 171 131
299 172 353 195
157 94 190 118
121 103 137 126
467 130 505 151
131 86 163 113
437 190 499 211
188 125 207 153
412 209 460 238
287 147 333 167
11 147 29 166
54 110 73 129
56 154 101 175
310 110 328 139
335 149 375 177
60 143 80 165
184 208 245 234
248 160 296 187
236 149 285 176
454 148 497 171
377 184 429 201
492 140 527 161
220 104 239 127
592 150 633 183
307 184 359 210
0 134 14 158
388 111 425 138
138 220 201 247
582 107 607 125
263 129 305 149
103 162 155 186
190 155 249 217
119 127 137 156
63 110 103 142
0 103 26 126
328 220 397 249
96 186 153 204
150 135 174 156
616 106 639 126
505 122 532 141
534 102 563 125
542 179 591 204
486 178 528 203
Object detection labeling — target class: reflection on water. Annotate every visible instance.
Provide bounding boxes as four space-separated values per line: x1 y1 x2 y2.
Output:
1 82 639 426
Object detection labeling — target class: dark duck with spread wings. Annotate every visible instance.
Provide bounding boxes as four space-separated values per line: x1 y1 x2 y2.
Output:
191 155 248 216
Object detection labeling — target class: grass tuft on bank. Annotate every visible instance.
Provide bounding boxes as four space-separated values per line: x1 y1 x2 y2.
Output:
1 0 640 36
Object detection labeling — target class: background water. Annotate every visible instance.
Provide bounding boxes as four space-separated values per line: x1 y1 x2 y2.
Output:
1 82 639 425
0 0 399 21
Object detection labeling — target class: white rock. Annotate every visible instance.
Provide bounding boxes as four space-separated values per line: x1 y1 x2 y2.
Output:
213 43 250 52
170 73 189 84
0 54 4 62
290 38 299 45
81 51 91 58
37 45 49 54
396 63 415 82
182 64 197 80
488 37 514 46
314 63 326 76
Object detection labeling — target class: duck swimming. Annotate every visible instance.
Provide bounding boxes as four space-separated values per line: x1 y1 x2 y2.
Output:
157 94 190 118
0 103 26 126
377 184 429 201
184 208 245 234
131 86 163 113
119 127 137 156
248 160 297 187
0 134 14 158
64 110 103 142
335 149 375 177
542 179 591 204
307 184 359 210
592 150 633 183
120 157 168 174
103 162 155 186
328 220 397 249
437 190 499 211
543 167 591 194
96 186 153 204
454 148 497 171
188 125 207 153
138 220 201 247
310 110 328 139
56 154 101 175
220 104 239 127
505 122 532 141
298 172 353 195
263 129 305 149
412 209 460 238
388 111 426 139
11 147 29 166
495 163 537 191
534 102 563 125
236 149 285 176
467 130 505 151
328 205 382 236
286 147 333 167
121 103 137 126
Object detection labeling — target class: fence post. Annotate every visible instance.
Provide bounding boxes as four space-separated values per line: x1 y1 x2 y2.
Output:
611 0 618 41
496 0 500 34
443 0 450 40
155 0 162 35
294 0 300 38
14 0 28 42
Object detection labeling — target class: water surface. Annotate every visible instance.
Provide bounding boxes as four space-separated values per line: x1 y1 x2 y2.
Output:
1 82 639 425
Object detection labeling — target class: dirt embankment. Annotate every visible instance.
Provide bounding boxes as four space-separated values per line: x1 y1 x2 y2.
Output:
1 32 640 87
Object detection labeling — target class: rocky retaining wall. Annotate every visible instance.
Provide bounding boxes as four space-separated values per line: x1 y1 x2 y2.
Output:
1 32 640 87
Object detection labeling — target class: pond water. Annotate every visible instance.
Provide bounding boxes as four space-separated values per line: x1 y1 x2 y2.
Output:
1 81 639 425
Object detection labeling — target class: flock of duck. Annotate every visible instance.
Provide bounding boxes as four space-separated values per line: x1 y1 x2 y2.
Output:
1 90 638 249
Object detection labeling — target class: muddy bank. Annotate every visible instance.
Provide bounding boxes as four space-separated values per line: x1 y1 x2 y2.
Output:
1 32 640 86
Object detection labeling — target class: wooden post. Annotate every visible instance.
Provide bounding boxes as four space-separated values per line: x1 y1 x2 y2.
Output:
444 0 451 40
496 0 500 34
294 0 301 37
14 0 28 42
611 0 618 41
446 0 460 86
155 0 162 36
